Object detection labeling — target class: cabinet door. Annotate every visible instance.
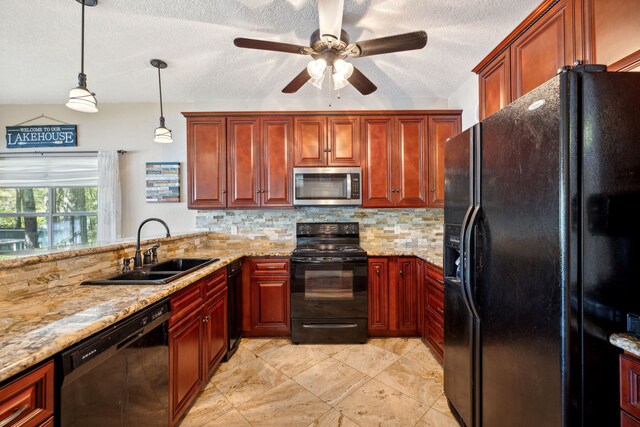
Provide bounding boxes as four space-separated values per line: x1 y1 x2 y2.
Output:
591 0 640 71
328 116 360 166
368 258 389 335
228 118 260 208
261 117 293 207
511 0 574 99
251 276 291 335
362 117 394 207
416 258 425 336
294 116 326 166
397 257 418 332
169 310 202 424
479 49 511 120
395 117 428 208
0 361 54 427
428 115 461 207
187 118 226 208
203 289 227 378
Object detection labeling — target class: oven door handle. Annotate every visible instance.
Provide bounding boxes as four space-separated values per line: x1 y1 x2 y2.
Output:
301 323 359 329
291 257 367 263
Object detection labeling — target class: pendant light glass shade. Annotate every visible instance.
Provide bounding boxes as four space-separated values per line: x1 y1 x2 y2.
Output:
66 82 98 113
151 59 173 144
307 58 327 81
67 0 98 113
332 59 353 90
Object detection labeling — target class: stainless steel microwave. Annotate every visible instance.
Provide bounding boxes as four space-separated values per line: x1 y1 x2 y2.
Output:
293 167 362 206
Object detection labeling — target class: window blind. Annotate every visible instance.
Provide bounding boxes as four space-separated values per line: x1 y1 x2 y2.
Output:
0 156 98 187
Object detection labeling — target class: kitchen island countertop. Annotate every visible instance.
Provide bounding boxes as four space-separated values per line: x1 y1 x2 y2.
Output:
610 333 640 358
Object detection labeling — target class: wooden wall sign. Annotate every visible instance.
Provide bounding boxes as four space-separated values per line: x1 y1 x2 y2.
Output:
5 125 77 148
146 162 180 203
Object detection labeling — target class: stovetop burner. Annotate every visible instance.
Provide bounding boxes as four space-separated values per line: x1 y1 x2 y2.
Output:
292 222 367 259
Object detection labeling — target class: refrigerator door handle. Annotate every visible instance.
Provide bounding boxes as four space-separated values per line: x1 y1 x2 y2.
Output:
463 205 481 320
459 204 475 312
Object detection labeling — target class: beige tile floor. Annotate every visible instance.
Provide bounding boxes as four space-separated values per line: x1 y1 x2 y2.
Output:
180 337 460 427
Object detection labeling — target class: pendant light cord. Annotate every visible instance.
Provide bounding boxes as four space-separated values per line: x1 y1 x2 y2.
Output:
81 0 85 76
158 66 165 125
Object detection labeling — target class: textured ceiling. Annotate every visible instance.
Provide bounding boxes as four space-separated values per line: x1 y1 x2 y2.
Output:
0 0 540 104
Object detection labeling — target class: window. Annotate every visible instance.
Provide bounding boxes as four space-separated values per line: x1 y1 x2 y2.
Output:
0 156 98 254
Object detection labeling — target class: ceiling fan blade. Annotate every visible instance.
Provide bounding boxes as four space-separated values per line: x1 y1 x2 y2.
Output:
349 31 428 57
318 0 344 40
234 38 310 55
282 69 311 93
347 66 377 95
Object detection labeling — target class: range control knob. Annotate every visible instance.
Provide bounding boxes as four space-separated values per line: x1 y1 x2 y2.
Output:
299 224 312 234
343 224 357 234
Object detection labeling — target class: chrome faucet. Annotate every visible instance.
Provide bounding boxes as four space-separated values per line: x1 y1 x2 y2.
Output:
134 218 171 268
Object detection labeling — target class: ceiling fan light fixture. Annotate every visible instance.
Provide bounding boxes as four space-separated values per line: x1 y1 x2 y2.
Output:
333 59 353 79
307 58 327 80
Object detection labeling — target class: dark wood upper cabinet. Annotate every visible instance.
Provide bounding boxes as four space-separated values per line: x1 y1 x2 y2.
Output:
590 0 640 71
511 0 574 99
261 117 293 207
294 116 360 166
362 116 395 207
328 116 360 166
228 117 293 208
478 50 511 120
186 117 226 208
474 0 583 118
294 116 326 166
395 116 428 208
228 118 260 208
428 116 461 207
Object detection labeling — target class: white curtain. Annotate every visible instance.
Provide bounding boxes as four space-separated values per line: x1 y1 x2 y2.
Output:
97 151 121 243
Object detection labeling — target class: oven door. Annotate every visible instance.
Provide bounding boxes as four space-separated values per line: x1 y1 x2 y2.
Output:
291 258 367 319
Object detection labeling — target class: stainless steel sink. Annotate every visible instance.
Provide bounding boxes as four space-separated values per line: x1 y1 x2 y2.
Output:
83 258 219 285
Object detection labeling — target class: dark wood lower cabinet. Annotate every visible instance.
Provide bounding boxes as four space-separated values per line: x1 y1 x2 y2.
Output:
621 353 640 426
0 360 54 427
424 263 445 361
169 309 202 424
367 257 419 337
244 257 291 337
169 269 227 426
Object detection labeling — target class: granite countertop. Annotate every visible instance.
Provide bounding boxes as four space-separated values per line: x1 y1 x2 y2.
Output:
1 241 441 384
610 333 640 358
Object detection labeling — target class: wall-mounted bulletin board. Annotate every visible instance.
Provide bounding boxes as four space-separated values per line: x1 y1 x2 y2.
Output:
146 162 180 202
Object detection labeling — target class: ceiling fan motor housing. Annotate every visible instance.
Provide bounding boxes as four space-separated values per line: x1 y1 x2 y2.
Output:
310 29 351 65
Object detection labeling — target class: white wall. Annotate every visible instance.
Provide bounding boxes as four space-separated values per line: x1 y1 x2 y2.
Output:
448 73 479 131
0 96 447 238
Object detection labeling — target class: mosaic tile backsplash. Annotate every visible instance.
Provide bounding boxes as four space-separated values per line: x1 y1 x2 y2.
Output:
197 207 444 253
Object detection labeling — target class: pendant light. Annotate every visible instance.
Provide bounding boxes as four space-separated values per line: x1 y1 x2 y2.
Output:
66 0 98 113
150 59 173 144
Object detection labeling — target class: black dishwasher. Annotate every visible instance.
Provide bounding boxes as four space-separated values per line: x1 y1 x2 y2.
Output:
59 299 170 427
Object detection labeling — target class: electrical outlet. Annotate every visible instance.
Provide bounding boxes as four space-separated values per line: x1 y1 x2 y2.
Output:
628 313 640 336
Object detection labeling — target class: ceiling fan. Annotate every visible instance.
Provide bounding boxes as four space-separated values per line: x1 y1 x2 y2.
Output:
233 0 428 95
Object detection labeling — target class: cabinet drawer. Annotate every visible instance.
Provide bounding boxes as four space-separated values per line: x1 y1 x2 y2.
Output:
426 263 443 282
250 258 290 276
425 274 444 294
427 286 444 319
170 284 203 326
621 354 640 420
202 269 227 300
0 361 54 427
427 306 444 332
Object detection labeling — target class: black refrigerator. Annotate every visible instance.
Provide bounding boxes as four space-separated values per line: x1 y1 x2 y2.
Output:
443 65 640 427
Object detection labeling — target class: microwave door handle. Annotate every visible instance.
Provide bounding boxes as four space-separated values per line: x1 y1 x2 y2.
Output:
346 174 351 199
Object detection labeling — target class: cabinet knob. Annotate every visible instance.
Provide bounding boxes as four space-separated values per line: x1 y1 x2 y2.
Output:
431 188 435 193
375 266 380 276
222 189 226 194
327 148 332 152
400 270 404 276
